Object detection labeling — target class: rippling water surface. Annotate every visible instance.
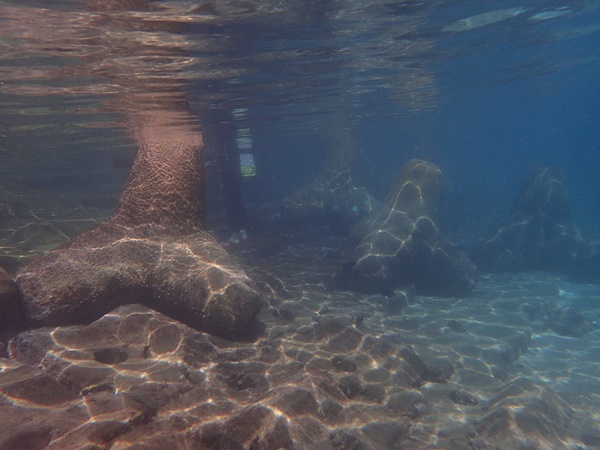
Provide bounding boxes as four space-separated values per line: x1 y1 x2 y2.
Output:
2 1 599 173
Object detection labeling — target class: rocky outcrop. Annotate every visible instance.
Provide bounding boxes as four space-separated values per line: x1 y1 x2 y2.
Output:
472 167 600 282
282 131 377 234
337 159 477 296
14 115 262 339
282 166 377 233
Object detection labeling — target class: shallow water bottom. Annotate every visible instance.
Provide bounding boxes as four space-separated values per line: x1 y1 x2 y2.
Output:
1 231 600 449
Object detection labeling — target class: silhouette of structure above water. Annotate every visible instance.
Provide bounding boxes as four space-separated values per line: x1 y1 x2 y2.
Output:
338 159 477 296
472 168 600 281
14 113 263 339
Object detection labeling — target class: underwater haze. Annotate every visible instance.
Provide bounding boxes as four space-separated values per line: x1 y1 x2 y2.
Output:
1 1 600 449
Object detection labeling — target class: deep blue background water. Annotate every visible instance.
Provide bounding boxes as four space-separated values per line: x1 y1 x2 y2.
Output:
231 2 600 242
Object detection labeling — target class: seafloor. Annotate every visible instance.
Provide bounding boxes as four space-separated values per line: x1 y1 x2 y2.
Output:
1 191 600 449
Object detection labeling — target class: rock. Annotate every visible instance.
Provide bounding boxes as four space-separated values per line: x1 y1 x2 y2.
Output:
337 159 477 296
386 390 423 418
0 362 91 450
383 292 409 313
0 426 53 450
1 370 79 406
547 306 590 337
329 430 365 450
282 140 378 234
448 389 479 406
338 374 363 399
472 167 600 281
0 266 19 323
475 378 581 449
331 355 358 372
14 118 262 339
272 307 295 321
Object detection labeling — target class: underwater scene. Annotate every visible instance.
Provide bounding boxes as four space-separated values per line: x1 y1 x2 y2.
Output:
1 0 600 449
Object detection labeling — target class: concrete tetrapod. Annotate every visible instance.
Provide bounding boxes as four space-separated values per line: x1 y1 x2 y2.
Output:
14 114 262 339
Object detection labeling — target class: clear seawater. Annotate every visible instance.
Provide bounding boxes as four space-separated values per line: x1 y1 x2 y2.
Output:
1 1 600 448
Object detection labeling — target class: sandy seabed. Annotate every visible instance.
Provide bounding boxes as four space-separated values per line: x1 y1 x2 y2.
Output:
1 231 600 449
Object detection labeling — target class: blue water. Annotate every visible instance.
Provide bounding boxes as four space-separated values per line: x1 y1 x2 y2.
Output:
189 0 600 240
1 2 600 447
1 2 599 241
